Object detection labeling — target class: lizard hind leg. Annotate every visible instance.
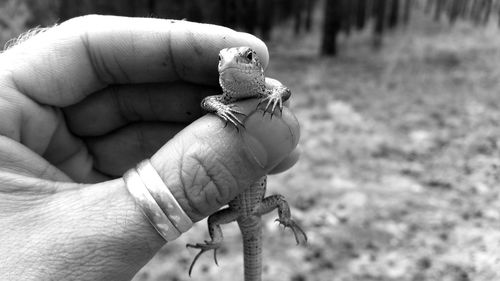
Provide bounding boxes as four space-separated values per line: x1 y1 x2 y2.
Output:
275 217 307 245
186 207 239 276
186 241 220 276
253 194 307 245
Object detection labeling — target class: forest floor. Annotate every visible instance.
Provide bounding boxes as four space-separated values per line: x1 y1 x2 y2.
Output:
135 10 500 281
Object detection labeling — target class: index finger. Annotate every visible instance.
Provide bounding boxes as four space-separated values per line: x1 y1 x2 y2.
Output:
0 15 269 106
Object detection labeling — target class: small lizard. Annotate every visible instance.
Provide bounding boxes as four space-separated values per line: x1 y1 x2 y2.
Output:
186 47 307 281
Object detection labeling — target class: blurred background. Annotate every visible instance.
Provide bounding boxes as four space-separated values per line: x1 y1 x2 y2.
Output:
2 0 500 280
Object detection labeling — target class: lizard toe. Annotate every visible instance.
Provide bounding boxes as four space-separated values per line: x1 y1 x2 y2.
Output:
259 95 284 118
187 241 222 275
275 218 308 245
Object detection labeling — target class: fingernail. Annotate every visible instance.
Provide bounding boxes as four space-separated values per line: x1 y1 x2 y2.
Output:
242 110 296 171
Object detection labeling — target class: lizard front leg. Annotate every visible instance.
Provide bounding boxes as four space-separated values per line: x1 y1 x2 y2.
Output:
186 207 239 275
201 95 247 128
258 78 291 117
252 195 307 245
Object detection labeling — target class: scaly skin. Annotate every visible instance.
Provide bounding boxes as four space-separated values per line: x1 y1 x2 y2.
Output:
186 47 307 281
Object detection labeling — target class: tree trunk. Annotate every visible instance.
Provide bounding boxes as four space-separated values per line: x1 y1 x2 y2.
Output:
321 0 342 56
434 0 443 21
293 0 303 34
59 0 89 21
185 0 203 22
148 0 155 14
150 0 185 19
373 0 387 48
482 0 492 24
257 0 273 40
305 0 314 31
238 0 257 34
341 0 352 36
470 0 478 19
459 0 468 20
356 0 367 30
388 0 399 29
403 0 412 25
449 0 460 24
221 0 237 28
470 0 482 24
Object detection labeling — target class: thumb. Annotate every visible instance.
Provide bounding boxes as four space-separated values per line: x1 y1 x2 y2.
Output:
0 100 299 281
151 98 300 221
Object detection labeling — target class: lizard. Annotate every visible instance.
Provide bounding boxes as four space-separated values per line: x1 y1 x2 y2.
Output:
186 46 307 281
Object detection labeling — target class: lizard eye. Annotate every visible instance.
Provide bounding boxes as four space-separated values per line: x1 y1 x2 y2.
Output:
218 54 222 61
246 51 253 61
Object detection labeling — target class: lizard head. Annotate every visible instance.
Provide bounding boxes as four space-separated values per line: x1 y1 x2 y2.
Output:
218 47 265 96
218 47 264 73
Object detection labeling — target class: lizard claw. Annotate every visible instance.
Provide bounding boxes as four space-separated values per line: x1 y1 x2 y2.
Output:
258 95 281 118
186 241 221 276
257 87 290 118
275 218 308 245
217 104 246 130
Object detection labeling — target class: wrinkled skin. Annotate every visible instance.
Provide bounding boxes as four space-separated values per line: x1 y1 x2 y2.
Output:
0 16 300 281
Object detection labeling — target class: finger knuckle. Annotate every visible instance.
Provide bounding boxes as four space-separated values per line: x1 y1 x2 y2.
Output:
180 145 240 213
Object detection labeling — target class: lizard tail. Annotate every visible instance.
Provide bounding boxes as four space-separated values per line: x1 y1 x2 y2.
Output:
238 218 263 281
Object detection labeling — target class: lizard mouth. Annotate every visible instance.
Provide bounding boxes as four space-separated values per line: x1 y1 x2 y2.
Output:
219 65 258 75
219 65 240 71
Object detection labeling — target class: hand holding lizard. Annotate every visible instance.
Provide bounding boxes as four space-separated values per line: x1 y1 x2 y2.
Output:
0 16 300 281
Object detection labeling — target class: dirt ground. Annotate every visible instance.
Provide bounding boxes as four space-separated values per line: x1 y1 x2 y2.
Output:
133 10 500 281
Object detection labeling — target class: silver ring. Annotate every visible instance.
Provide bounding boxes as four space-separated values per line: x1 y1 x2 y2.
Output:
124 168 181 241
136 160 193 233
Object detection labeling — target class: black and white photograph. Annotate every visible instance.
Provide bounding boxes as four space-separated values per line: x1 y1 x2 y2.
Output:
0 1 499 281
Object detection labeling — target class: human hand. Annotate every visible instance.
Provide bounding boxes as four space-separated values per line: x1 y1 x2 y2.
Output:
0 15 300 281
